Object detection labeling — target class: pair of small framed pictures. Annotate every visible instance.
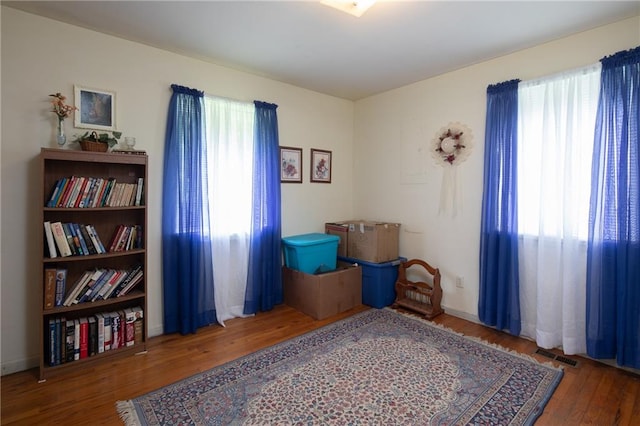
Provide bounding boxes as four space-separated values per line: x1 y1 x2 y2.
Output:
280 147 331 184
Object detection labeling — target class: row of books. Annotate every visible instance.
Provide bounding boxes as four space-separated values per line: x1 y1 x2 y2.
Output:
46 176 144 208
44 221 106 258
52 265 144 307
107 224 143 253
44 221 143 258
47 307 143 366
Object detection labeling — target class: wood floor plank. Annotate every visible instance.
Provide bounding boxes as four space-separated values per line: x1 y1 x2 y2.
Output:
1 304 639 425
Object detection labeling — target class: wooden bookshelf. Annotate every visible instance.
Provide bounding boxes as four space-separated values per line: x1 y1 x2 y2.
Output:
38 148 148 381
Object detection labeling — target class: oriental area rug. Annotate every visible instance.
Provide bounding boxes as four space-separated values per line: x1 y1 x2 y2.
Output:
117 308 563 425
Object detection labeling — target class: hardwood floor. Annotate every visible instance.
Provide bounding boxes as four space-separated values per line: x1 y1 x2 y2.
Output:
2 304 639 425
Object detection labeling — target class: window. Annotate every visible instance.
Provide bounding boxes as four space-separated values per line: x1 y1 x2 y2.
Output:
516 65 601 240
203 96 255 237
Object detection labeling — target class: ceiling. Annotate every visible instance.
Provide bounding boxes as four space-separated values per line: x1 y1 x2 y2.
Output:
5 1 640 100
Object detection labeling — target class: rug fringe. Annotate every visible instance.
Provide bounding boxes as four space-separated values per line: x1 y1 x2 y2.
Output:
116 400 141 426
386 307 564 371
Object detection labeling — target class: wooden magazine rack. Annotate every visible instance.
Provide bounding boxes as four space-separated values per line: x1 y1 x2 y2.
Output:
392 259 443 320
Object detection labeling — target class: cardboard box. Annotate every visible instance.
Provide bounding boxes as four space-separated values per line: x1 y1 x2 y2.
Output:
325 222 349 257
283 265 362 320
344 220 400 263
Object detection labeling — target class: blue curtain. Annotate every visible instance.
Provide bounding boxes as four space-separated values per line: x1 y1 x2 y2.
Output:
586 46 640 368
478 79 522 336
244 101 283 313
162 84 216 334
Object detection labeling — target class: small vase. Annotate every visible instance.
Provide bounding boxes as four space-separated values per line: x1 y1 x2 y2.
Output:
56 117 66 147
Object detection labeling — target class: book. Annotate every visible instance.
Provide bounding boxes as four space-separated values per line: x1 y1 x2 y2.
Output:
111 149 147 155
117 311 126 349
103 313 112 351
87 225 106 253
111 264 142 297
95 313 105 354
72 223 90 255
85 225 104 254
80 269 114 303
79 225 97 254
93 270 124 301
50 221 72 257
63 271 92 306
77 177 94 208
69 223 85 255
73 269 106 304
88 316 97 357
124 308 136 347
126 226 136 250
63 223 80 256
79 317 89 359
46 178 64 207
135 177 144 206
58 176 77 208
132 306 144 345
54 269 67 307
100 178 116 207
72 177 89 208
73 318 80 360
43 268 56 310
110 312 121 350
60 317 67 364
48 318 56 366
86 178 100 208
61 223 78 256
114 226 132 252
55 318 62 365
116 270 143 297
65 319 75 363
135 225 143 249
108 224 126 252
43 221 57 258
90 178 105 207
51 177 70 207
67 176 85 208
101 270 128 300
120 183 132 207
89 178 102 207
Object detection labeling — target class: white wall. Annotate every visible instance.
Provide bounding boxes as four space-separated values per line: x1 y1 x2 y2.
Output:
0 7 354 375
353 16 640 321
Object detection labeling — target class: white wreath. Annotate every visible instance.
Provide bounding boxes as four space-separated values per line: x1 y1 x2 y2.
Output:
431 122 473 167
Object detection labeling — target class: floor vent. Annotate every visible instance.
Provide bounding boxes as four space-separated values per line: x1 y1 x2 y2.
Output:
534 348 579 367
555 355 579 367
535 348 556 359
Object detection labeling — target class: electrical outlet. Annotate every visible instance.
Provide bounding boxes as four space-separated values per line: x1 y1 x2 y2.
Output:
456 276 464 288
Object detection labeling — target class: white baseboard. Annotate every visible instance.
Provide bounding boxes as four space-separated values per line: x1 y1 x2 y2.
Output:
1 356 38 377
441 305 481 325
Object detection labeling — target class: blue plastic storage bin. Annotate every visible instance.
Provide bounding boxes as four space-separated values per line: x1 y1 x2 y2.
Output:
338 255 406 308
282 233 340 274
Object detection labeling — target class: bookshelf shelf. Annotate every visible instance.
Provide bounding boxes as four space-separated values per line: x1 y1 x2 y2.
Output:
43 249 146 264
39 148 148 381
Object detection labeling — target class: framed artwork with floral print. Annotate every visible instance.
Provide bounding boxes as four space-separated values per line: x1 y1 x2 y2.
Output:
280 146 303 183
310 148 331 183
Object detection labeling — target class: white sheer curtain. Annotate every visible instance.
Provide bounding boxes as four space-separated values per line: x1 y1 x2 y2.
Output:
517 65 601 354
203 96 255 326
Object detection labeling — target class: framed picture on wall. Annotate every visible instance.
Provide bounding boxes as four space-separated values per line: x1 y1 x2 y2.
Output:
280 146 303 183
74 85 116 131
310 148 332 183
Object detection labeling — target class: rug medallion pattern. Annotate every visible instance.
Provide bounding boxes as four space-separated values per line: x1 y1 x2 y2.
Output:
118 309 563 425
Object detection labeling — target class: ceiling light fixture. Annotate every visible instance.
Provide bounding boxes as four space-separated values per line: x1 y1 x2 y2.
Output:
321 0 377 18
